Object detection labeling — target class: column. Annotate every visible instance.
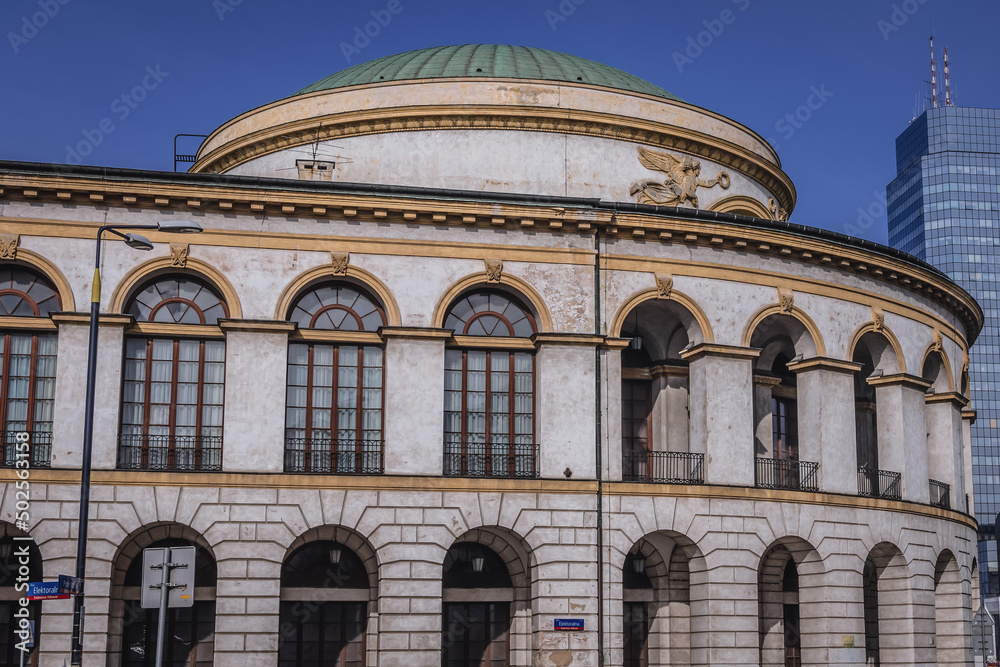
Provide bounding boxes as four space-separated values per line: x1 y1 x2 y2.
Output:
752 375 780 458
787 358 863 495
220 320 295 473
602 340 625 482
681 344 758 487
380 327 450 476
688 546 759 665
534 334 603 480
650 363 690 453
924 393 969 509
962 408 976 516
50 313 132 470
869 374 932 504
799 554 867 666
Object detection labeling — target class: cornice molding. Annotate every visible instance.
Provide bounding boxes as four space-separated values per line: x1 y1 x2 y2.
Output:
680 343 761 362
0 173 981 341
189 104 796 214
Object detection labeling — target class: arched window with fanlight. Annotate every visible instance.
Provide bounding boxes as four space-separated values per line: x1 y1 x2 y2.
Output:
284 281 386 474
118 275 229 471
443 288 537 478
0 265 60 468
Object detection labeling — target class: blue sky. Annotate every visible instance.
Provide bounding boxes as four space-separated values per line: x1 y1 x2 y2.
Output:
2 0 999 244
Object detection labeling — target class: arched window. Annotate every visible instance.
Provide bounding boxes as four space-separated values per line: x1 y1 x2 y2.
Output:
0 266 60 468
749 314 818 492
279 541 370 666
443 289 537 478
118 275 228 471
852 332 901 500
618 298 704 484
284 282 386 474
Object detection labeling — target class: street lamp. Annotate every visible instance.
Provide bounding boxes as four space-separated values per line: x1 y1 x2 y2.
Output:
71 221 203 666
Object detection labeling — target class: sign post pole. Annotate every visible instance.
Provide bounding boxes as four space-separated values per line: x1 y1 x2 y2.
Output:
154 547 170 667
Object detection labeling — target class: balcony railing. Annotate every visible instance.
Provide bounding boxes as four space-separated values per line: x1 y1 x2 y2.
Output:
755 457 819 491
444 442 538 479
622 450 704 484
929 478 951 509
117 434 222 471
2 430 52 468
284 439 384 474
858 466 901 500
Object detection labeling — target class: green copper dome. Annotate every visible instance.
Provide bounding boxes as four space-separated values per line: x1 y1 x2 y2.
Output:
293 45 683 101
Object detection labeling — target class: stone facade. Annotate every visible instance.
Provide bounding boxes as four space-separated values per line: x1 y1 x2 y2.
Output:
0 46 982 667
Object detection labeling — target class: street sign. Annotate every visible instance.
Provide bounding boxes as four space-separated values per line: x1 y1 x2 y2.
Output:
973 605 996 657
26 581 67 600
59 575 83 596
140 546 196 609
554 618 585 630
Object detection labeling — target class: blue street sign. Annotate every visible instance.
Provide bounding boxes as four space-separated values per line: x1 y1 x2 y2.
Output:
554 618 585 631
26 581 67 600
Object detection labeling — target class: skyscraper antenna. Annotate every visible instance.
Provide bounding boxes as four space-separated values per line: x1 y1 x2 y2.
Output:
930 35 938 108
943 46 952 106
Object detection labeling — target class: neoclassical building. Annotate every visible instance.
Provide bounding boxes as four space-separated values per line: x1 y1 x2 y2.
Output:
0 45 983 667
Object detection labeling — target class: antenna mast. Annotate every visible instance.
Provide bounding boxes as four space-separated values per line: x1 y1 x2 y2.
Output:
943 46 952 106
930 35 938 108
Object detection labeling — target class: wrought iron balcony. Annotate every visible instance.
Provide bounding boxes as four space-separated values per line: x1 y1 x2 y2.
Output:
622 450 704 484
857 466 901 500
117 434 222 471
444 442 538 479
755 457 819 491
284 439 384 474
2 430 52 468
929 478 951 509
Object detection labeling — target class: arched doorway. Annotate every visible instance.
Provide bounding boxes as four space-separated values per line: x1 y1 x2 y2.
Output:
278 540 371 666
108 524 217 667
441 528 532 667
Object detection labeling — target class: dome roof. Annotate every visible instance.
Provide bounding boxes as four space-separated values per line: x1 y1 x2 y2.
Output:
293 44 683 101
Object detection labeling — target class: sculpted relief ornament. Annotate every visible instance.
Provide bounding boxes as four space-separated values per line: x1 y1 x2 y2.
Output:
629 147 730 208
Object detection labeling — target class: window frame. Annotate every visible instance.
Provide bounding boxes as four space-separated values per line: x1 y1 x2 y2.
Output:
443 288 539 479
0 265 61 469
284 280 388 475
117 273 230 472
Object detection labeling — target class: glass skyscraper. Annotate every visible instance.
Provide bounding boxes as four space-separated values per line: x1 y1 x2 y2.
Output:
887 106 1000 598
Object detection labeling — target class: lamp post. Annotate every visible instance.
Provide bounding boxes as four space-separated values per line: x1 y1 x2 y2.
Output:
71 220 202 666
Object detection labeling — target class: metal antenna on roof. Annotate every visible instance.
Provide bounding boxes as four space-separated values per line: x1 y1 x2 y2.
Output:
929 35 938 109
943 46 952 106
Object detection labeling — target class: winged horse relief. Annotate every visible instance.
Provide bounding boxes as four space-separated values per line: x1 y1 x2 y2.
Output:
629 146 731 208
